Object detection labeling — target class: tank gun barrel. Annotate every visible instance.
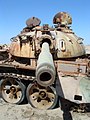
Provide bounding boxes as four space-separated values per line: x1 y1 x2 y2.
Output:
36 42 56 87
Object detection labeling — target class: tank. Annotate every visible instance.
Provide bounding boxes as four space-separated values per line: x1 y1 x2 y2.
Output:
0 12 90 113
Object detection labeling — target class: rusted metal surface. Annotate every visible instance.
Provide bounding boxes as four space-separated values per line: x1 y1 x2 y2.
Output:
0 77 25 104
26 83 58 109
26 17 41 28
10 36 35 58
55 59 90 76
53 12 72 25
0 45 9 60
10 27 86 59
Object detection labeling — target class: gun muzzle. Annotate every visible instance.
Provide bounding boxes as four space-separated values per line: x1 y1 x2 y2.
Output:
36 42 56 87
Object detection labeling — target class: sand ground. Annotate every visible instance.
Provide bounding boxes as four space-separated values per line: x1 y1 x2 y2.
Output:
0 98 90 120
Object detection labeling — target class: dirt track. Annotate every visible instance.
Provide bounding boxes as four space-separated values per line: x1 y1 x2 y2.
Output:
0 98 90 120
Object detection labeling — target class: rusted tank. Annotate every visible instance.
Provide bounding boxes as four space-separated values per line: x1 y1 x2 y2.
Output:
0 12 90 112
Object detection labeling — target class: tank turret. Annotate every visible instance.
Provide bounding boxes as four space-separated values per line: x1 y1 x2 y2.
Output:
9 12 85 60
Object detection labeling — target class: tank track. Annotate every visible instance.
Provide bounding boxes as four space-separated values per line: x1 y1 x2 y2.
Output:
0 72 35 81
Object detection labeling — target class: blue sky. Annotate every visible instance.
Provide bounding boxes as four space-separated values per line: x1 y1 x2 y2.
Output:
0 0 90 45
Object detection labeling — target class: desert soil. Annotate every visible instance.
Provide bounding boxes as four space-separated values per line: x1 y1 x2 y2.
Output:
0 98 90 120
